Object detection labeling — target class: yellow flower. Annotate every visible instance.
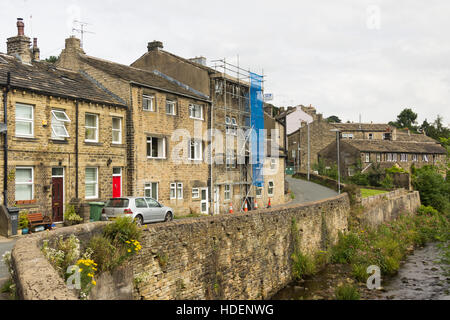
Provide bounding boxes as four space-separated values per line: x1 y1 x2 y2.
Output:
91 280 96 286
128 249 131 253
79 269 83 272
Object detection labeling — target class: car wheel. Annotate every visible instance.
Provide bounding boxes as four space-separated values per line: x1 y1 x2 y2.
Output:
135 215 144 226
164 212 173 222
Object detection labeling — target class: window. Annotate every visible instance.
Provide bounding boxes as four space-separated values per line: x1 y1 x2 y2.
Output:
224 185 231 201
189 104 203 120
170 183 176 200
376 153 381 162
15 167 33 201
51 110 70 139
268 181 274 196
143 95 155 112
147 136 166 159
383 133 392 141
112 117 122 144
422 154 429 162
393 153 398 162
135 198 148 208
348 167 355 177
342 133 354 139
146 198 160 208
226 116 237 136
368 133 374 140
144 182 158 200
292 150 296 158
85 167 98 199
177 183 183 199
166 99 176 115
400 153 408 162
192 188 200 199
85 113 99 142
189 139 202 160
256 187 262 198
15 103 34 137
412 154 418 162
270 158 277 170
365 153 370 163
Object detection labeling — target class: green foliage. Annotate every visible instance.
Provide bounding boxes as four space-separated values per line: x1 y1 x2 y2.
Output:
360 189 388 198
390 108 418 131
103 216 142 244
380 174 394 189
41 235 81 277
313 159 338 180
86 235 121 272
45 55 59 64
18 211 30 229
64 205 83 224
327 115 342 123
291 219 317 280
331 209 449 283
334 284 360 300
350 172 369 186
386 166 407 174
412 166 449 213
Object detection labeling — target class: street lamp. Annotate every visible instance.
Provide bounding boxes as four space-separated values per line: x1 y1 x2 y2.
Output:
330 128 341 194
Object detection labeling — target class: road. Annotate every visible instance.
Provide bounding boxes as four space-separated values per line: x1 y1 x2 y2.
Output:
0 236 16 299
286 175 338 205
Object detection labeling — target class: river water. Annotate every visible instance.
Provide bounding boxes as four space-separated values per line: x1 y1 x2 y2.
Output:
272 243 449 300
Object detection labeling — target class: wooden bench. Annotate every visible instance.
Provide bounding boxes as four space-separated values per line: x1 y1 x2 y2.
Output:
28 213 52 232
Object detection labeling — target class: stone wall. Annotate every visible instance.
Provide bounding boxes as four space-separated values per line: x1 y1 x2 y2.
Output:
11 195 350 300
132 194 350 300
359 189 421 228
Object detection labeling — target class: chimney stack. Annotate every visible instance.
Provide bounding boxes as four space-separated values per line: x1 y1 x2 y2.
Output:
7 18 32 64
32 38 40 61
148 40 163 51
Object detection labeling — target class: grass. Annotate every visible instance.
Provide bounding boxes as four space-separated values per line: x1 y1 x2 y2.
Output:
360 188 388 198
335 284 360 300
174 213 206 220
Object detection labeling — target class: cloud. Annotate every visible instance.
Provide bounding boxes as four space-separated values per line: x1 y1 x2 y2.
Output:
0 0 449 125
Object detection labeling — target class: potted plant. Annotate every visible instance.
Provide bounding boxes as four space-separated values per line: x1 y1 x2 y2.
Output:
18 211 30 235
63 204 83 226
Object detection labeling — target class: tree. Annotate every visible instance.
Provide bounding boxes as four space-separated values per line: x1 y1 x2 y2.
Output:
45 55 59 64
327 115 342 123
390 108 418 131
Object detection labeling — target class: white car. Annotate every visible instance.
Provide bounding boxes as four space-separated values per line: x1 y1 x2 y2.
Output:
102 197 174 225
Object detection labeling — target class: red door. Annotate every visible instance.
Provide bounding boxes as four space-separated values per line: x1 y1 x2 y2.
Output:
52 177 64 222
113 176 121 198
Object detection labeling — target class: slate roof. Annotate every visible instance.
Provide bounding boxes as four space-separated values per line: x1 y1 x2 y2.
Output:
342 139 446 154
80 55 210 101
395 131 437 143
0 53 125 107
332 123 393 132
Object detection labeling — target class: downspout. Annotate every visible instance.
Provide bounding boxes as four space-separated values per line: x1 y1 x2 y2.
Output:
3 72 10 207
75 101 79 199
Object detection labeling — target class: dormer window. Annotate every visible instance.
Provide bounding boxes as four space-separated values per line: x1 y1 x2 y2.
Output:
143 95 155 112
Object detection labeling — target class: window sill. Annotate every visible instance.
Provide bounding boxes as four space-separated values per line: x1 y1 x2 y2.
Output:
50 139 69 144
13 136 38 142
84 141 103 146
190 117 204 121
111 143 126 148
147 157 167 160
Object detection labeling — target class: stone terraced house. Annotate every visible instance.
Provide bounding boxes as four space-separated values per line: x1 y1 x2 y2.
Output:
56 37 212 216
0 19 127 222
282 105 446 176
129 41 287 213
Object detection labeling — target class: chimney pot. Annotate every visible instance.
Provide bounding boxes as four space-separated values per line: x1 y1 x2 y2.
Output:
148 41 163 51
33 37 38 47
17 18 25 36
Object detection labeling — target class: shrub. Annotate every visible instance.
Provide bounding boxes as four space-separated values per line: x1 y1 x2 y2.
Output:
380 174 394 189
331 232 364 264
64 205 83 225
103 216 142 244
350 173 369 186
417 205 439 216
351 264 368 283
18 211 30 229
334 284 360 300
412 166 449 213
86 235 120 272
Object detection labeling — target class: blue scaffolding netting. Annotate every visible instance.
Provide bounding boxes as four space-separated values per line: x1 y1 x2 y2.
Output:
250 72 264 187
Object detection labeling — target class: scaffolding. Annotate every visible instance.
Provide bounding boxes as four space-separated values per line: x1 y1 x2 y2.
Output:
210 58 264 213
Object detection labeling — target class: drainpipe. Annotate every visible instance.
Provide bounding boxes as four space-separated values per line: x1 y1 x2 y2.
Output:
3 72 10 207
75 101 79 199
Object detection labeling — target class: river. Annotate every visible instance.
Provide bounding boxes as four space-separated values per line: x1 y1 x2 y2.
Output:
272 243 449 300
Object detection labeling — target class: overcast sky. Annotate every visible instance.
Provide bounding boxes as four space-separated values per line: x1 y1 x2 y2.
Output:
1 0 449 125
